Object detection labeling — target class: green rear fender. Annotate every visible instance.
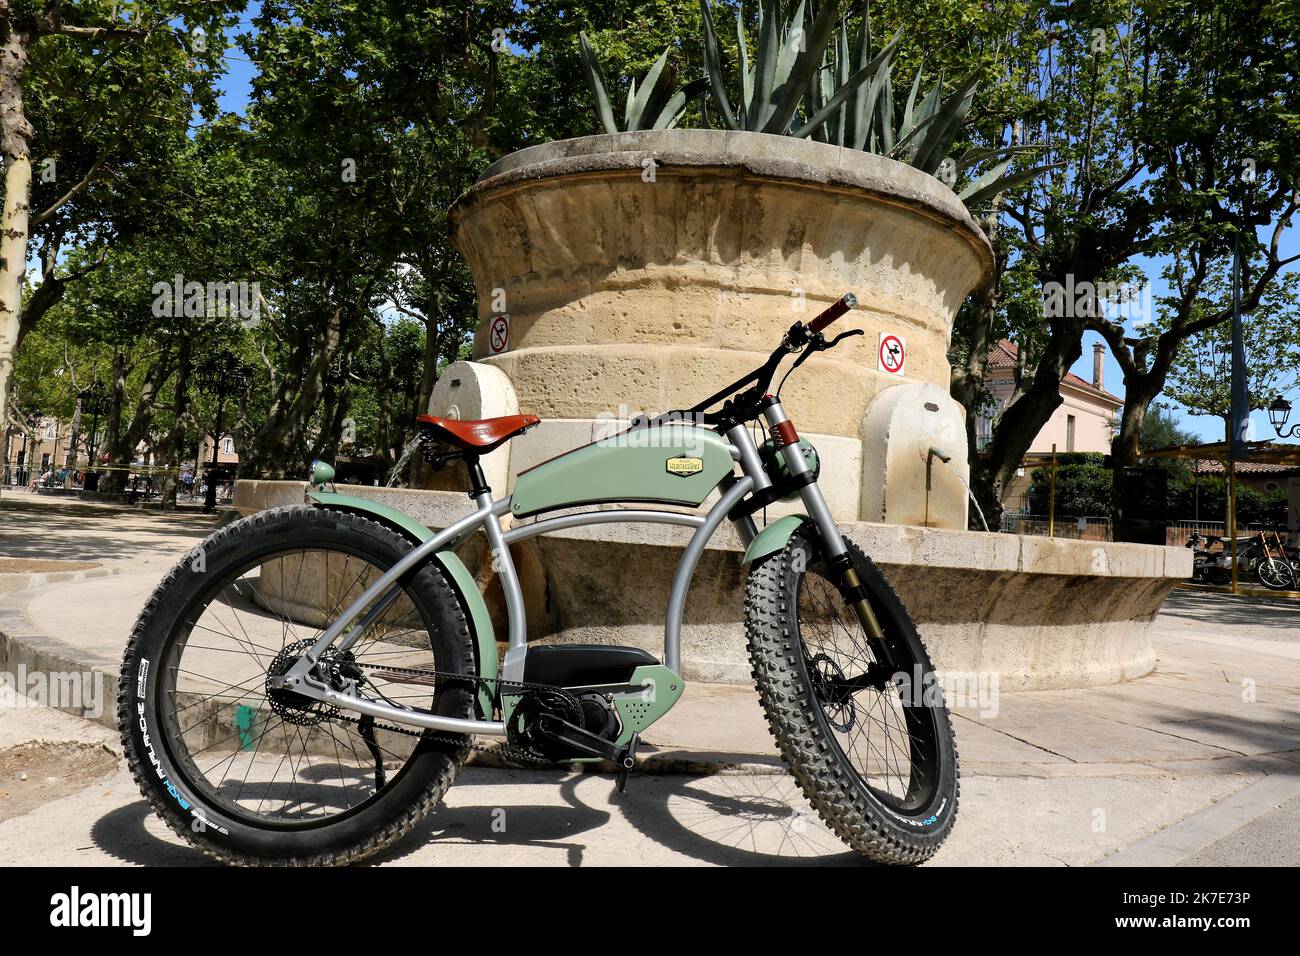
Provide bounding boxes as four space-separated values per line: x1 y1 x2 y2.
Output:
308 492 498 718
743 514 811 564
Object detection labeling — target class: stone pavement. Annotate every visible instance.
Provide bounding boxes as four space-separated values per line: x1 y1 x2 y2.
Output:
2 493 1299 865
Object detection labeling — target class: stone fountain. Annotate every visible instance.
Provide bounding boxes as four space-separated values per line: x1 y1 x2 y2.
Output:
237 130 1190 689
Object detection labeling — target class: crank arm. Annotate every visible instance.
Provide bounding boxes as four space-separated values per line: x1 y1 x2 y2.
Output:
536 714 628 764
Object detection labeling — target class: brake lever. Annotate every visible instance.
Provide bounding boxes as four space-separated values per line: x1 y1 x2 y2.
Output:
818 328 865 351
775 327 866 398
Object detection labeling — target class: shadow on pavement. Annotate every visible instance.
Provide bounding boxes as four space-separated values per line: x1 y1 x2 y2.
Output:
1157 588 1300 634
90 767 870 867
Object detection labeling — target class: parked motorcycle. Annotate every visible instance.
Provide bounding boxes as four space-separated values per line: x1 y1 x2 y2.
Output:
1185 531 1298 591
1253 531 1299 591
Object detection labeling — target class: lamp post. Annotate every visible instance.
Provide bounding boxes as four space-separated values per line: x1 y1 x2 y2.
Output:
195 352 250 512
1268 397 1300 440
79 381 108 491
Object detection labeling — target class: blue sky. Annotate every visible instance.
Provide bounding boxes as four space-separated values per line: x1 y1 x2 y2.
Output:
207 9 1298 447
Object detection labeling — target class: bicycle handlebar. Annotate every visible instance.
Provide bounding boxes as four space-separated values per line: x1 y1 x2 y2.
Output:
806 292 858 333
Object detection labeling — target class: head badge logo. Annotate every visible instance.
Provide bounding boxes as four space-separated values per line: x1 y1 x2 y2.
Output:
666 455 704 477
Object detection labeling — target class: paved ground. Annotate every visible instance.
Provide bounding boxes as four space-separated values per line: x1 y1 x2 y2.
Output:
2 493 1299 866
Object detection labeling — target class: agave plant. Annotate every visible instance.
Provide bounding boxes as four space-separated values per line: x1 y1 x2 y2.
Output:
806 5 1060 208
699 0 900 137
579 32 709 133
806 5 896 151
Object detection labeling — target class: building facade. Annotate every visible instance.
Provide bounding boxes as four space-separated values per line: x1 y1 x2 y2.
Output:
977 341 1123 455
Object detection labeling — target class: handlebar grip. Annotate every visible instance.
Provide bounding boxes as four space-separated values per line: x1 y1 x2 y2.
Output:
807 292 858 333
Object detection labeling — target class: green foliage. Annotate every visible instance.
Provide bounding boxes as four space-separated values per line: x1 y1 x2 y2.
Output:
1028 453 1112 516
579 33 708 132
1025 448 1290 529
1167 476 1290 529
1162 269 1300 428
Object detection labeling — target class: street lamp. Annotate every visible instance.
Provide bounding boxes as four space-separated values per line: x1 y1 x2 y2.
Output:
79 381 109 491
195 352 251 512
1267 397 1300 440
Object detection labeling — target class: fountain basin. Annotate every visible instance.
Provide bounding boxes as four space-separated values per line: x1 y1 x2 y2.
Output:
236 481 1191 690
445 130 993 529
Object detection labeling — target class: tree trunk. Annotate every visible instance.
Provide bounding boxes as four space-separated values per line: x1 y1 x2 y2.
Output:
160 339 191 509
62 395 82 488
0 21 33 446
968 324 1085 529
1109 380 1155 530
242 306 346 478
97 352 129 493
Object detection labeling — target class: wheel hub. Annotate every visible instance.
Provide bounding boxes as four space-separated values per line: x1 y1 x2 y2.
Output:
265 639 340 727
809 653 858 733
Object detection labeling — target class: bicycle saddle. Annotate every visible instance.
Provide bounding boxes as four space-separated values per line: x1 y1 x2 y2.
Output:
416 413 541 453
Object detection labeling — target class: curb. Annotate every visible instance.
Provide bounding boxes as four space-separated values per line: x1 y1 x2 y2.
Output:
0 565 117 595
1176 581 1300 601
1097 769 1300 866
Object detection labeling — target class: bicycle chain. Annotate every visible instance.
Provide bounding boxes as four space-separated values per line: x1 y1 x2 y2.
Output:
321 660 583 768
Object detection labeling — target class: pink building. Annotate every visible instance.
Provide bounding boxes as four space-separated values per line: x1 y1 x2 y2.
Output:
977 341 1123 454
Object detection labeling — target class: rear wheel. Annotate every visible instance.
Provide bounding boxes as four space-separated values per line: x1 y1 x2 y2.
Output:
744 528 959 864
118 506 477 866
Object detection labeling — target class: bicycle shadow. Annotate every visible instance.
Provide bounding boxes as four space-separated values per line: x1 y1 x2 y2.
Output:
90 764 868 867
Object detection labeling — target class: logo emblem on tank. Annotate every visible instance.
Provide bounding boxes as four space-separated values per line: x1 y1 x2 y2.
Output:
665 455 704 477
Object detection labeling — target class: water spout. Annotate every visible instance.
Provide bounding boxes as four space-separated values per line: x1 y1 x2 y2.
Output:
386 436 423 487
927 449 990 533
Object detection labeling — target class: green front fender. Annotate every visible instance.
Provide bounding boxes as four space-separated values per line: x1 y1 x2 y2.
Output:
308 491 498 718
743 514 811 565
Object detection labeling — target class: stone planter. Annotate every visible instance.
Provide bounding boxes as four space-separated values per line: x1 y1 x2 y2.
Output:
444 130 992 529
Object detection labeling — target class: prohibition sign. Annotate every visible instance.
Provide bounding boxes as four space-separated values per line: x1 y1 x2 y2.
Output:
488 314 510 354
878 333 906 375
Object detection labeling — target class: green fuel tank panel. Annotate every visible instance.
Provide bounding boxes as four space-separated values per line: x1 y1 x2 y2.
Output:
509 424 734 519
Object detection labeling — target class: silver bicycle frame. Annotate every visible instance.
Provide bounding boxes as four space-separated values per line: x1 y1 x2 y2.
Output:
279 400 843 738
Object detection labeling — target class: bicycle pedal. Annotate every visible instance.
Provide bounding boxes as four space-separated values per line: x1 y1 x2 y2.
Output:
613 732 640 794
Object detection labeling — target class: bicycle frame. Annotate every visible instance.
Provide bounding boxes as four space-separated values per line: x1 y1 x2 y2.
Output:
274 398 849 739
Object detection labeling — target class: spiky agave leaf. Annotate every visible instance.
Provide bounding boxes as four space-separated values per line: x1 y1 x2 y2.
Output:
737 3 753 128
626 48 673 130
579 31 619 135
841 3 871 150
700 0 740 129
762 0 841 134
654 77 712 130
958 159 1063 207
580 34 706 133
701 0 865 136
911 72 979 174
792 29 900 139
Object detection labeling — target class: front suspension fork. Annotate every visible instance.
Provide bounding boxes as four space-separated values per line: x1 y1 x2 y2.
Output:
824 550 896 669
761 399 897 669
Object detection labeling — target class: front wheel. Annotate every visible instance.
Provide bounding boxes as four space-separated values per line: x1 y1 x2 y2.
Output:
1255 555 1296 591
745 528 959 864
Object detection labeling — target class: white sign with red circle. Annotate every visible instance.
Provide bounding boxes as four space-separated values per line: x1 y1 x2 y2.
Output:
878 332 906 376
488 314 510 355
